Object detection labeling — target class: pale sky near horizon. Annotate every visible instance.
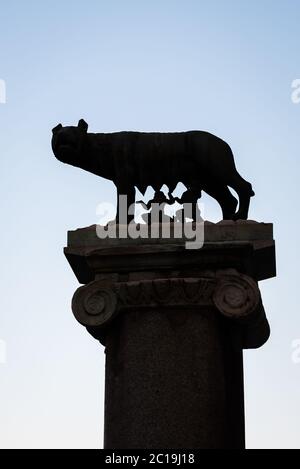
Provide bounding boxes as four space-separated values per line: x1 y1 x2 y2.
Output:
1 0 300 449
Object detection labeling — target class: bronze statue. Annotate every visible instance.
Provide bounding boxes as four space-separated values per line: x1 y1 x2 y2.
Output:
52 119 254 221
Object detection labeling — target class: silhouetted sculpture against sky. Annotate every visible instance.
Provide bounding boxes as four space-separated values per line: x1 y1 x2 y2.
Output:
52 119 255 221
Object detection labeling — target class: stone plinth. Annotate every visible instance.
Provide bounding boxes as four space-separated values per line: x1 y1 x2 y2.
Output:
65 221 275 449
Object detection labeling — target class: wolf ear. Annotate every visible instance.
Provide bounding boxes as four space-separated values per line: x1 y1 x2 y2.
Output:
78 119 88 132
52 123 62 134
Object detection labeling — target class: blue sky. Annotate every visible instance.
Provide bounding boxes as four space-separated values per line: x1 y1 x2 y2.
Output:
1 0 300 448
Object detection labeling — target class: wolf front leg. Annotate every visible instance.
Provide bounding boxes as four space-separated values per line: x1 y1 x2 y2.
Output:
116 185 136 224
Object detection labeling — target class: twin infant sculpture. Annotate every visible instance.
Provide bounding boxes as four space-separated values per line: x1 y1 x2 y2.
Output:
51 119 254 222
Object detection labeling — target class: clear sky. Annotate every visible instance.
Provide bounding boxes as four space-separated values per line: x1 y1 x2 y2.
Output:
1 0 300 449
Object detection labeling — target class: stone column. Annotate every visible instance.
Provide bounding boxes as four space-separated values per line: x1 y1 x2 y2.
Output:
65 221 275 449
